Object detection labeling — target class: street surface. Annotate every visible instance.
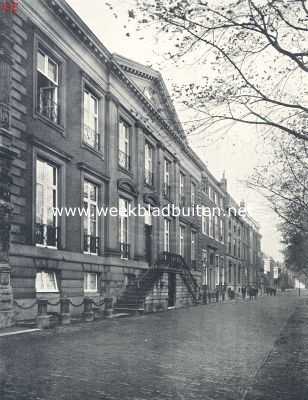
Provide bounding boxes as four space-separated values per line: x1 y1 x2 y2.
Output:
0 292 306 400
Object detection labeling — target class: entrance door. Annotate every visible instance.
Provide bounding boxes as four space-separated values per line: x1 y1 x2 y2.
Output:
145 224 152 265
168 273 176 307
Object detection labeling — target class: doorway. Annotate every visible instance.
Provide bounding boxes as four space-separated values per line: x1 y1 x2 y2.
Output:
168 273 176 307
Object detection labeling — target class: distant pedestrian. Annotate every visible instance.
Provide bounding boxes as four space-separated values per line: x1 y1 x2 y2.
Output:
241 286 246 300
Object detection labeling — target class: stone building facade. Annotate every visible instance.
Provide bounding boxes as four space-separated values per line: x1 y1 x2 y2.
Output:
0 0 263 327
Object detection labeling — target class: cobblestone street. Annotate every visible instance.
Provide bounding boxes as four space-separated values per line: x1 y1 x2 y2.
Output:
0 293 305 400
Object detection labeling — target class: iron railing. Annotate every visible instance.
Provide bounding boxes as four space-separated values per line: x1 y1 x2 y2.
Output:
156 251 199 303
38 96 59 124
120 242 130 259
35 223 59 248
84 234 100 255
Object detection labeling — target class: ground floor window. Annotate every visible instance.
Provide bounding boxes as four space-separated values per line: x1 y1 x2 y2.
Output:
35 271 58 292
84 272 98 293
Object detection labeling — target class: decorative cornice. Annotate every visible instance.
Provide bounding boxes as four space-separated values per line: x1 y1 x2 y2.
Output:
77 162 110 183
30 136 73 162
143 192 160 207
117 178 138 197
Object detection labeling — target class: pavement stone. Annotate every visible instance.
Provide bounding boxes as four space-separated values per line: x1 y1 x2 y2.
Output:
0 292 304 400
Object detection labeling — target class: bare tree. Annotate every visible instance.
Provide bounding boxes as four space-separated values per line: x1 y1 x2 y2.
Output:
125 0 308 140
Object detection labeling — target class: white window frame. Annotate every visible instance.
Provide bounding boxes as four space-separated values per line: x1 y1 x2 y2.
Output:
119 197 130 259
179 225 185 257
84 272 98 293
83 88 99 150
144 141 153 185
191 230 196 261
35 158 58 249
83 180 99 255
180 172 185 199
191 182 196 206
164 218 170 252
119 120 130 170
35 271 58 293
37 48 59 123
215 255 220 286
164 159 170 186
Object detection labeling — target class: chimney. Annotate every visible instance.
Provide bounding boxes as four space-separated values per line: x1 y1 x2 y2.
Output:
220 171 227 191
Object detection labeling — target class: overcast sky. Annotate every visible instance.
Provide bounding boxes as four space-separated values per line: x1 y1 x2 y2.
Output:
66 0 283 261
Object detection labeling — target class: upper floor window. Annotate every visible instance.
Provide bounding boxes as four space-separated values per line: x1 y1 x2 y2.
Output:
179 172 185 206
83 89 100 151
201 177 208 193
83 180 99 255
144 141 154 186
179 225 185 257
163 159 171 199
37 48 59 124
119 197 130 259
220 218 224 242
214 192 218 205
208 185 213 200
119 120 131 171
164 218 170 252
35 158 58 248
191 182 196 206
191 230 196 269
214 215 219 241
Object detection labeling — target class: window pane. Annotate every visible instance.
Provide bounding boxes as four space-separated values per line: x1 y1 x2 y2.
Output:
37 50 45 72
48 58 58 83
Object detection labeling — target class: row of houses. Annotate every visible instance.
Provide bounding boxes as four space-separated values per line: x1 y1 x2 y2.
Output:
0 0 262 328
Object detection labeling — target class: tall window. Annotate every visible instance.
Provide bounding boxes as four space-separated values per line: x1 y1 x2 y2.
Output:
228 261 232 283
179 225 185 257
119 197 130 259
83 89 99 150
191 231 196 267
144 141 153 186
208 213 212 237
179 172 185 206
163 159 171 199
215 255 220 285
191 182 196 206
220 256 225 284
119 120 131 171
35 159 58 248
238 265 241 284
202 249 208 285
220 218 224 242
164 218 170 252
83 180 99 255
37 48 59 124
214 215 219 241
228 233 231 254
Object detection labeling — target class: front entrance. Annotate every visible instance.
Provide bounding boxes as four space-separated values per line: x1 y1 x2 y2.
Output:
168 273 176 307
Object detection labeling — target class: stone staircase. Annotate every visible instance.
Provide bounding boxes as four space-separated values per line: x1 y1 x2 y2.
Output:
114 269 163 315
114 252 200 315
157 252 199 304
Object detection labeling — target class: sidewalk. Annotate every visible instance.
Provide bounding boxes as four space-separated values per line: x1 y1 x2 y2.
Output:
244 299 308 400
